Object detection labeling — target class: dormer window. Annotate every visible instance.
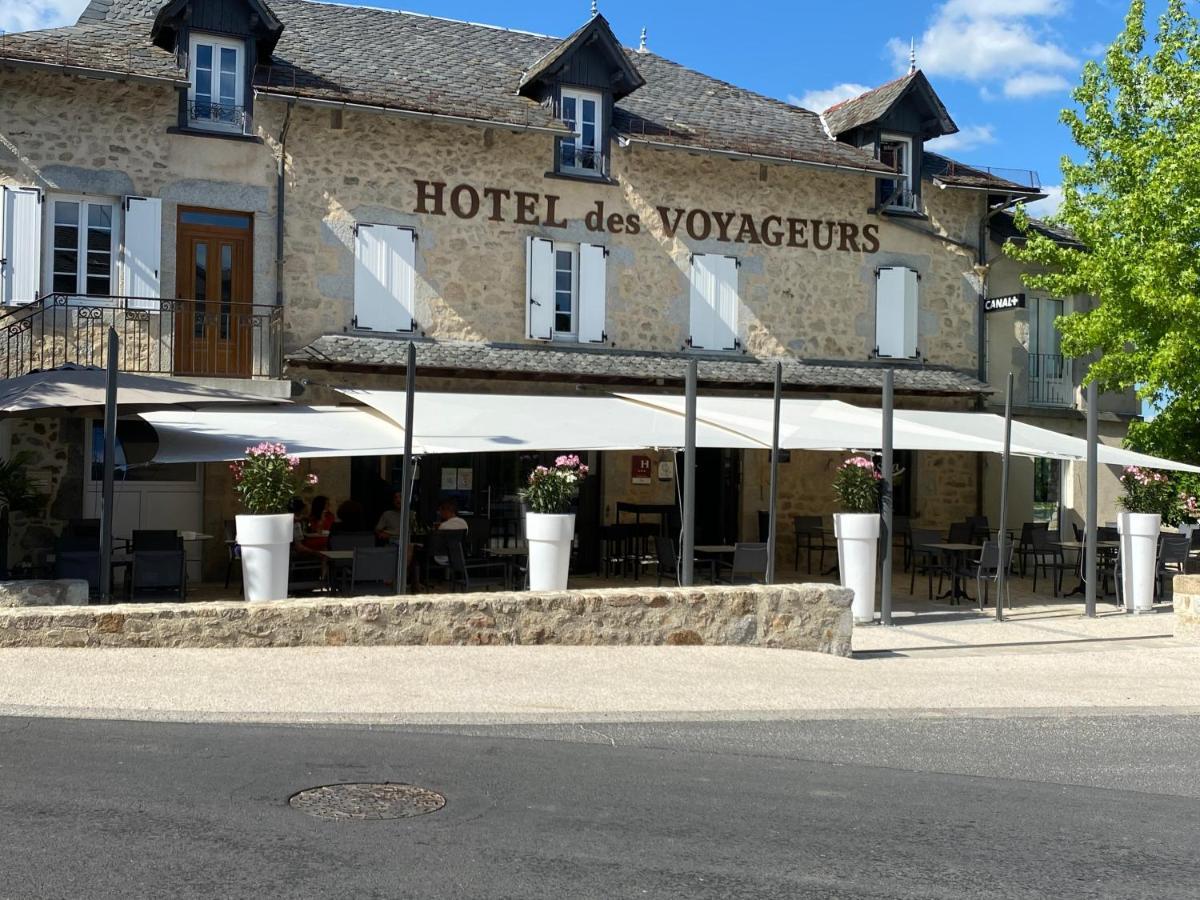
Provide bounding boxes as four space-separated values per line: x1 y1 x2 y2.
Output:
558 87 603 176
187 33 247 132
879 133 917 211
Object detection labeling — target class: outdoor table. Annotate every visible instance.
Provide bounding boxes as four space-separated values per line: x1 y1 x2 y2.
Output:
924 542 982 604
1054 540 1120 599
486 545 527 590
694 544 736 554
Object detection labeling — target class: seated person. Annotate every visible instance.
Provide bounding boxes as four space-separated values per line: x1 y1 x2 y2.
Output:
330 499 366 535
375 490 407 542
302 495 335 552
430 499 469 567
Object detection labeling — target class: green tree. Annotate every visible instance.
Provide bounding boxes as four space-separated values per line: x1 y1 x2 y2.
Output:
1007 0 1200 461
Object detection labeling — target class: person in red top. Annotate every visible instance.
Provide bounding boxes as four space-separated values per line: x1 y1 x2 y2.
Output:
302 495 335 552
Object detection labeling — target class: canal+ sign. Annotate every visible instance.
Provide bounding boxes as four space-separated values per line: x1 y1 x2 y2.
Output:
982 292 1026 314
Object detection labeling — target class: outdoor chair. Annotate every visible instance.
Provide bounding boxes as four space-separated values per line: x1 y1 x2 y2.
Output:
54 536 101 600
223 519 241 588
793 516 832 573
717 542 768 585
947 521 974 545
1155 533 1191 600
971 540 1015 611
448 540 508 592
892 515 913 571
966 515 990 546
287 551 325 595
652 535 716 586
130 536 186 601
1027 527 1069 597
65 518 101 539
1016 521 1049 576
909 527 950 601
348 545 399 595
423 529 466 587
757 510 771 543
465 516 491 557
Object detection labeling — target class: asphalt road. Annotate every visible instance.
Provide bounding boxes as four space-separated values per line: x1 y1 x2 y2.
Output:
1 714 1197 899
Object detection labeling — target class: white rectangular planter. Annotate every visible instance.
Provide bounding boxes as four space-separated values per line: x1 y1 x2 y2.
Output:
235 513 294 603
834 512 880 625
1118 511 1160 614
526 512 575 591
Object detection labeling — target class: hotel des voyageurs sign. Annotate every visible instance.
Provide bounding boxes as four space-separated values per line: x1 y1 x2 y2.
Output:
412 179 882 253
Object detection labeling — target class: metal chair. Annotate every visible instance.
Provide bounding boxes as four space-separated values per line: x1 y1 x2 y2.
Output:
947 521 973 544
1028 527 1069 597
1016 521 1048 576
223 519 241 589
448 540 508 592
909 527 948 600
1156 533 1191 600
973 540 1015 611
892 515 913 571
792 516 831 573
653 535 716 586
717 542 768 585
348 545 399 595
54 537 101 600
130 531 186 601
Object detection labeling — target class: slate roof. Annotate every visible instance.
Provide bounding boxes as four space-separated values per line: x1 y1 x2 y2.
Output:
287 336 989 396
821 71 957 140
0 0 892 172
991 210 1083 248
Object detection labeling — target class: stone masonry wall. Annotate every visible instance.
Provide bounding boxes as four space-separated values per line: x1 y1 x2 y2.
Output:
0 583 854 655
1173 574 1200 641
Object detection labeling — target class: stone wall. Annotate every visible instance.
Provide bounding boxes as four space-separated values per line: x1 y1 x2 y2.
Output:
1173 574 1200 641
0 583 854 655
6 416 85 568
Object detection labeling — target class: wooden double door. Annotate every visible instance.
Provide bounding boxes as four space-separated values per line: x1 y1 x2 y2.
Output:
174 207 254 376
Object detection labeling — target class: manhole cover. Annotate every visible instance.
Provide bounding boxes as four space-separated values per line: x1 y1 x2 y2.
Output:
289 783 446 820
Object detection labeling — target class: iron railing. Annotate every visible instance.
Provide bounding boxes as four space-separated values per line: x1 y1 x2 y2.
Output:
186 100 250 131
1028 352 1071 407
0 294 283 379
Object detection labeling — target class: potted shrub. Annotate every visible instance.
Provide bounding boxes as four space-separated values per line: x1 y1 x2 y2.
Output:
230 443 318 602
1117 465 1171 614
520 454 589 591
831 455 883 624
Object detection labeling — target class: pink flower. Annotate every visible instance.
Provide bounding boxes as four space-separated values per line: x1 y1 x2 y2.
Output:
306 473 319 485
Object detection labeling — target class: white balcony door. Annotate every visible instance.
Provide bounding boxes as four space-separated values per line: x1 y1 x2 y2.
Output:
1028 297 1066 405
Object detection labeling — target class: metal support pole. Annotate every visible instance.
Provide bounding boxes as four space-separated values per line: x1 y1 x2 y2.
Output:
881 368 894 626
681 360 698 586
995 371 1014 622
99 327 118 603
766 362 782 584
1085 379 1099 618
395 342 416 595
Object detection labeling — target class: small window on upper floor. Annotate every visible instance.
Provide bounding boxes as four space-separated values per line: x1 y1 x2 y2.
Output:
187 32 247 133
879 133 918 212
557 87 604 177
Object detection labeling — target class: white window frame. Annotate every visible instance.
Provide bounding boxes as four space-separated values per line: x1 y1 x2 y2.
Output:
550 242 580 340
558 86 603 176
1028 296 1064 359
879 133 916 211
187 32 246 133
42 193 121 300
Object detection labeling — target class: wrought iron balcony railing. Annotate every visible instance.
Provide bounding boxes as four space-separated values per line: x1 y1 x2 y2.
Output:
1028 352 1071 407
0 294 283 380
186 99 250 131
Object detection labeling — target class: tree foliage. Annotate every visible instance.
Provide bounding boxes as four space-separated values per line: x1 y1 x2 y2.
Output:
1007 0 1200 451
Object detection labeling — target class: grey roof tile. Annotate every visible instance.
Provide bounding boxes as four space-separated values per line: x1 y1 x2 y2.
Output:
287 336 989 396
822 71 956 139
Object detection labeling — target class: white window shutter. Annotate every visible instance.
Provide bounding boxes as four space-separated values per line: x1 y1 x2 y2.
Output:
712 254 739 351
876 267 907 358
121 196 162 308
354 224 416 332
690 253 738 350
0 186 42 306
901 267 919 358
689 254 716 349
578 242 607 343
526 236 554 341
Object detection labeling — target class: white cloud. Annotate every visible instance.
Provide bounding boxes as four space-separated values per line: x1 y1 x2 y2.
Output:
1025 184 1064 218
788 83 871 113
0 0 87 33
888 0 1078 99
926 123 996 153
1081 41 1108 57
1003 72 1072 97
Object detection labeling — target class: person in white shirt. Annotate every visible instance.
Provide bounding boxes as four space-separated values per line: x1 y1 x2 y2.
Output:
375 490 406 541
432 499 469 566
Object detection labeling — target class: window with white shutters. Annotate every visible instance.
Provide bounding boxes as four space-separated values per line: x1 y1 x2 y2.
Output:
688 253 739 351
42 194 120 300
353 224 417 332
875 266 920 359
0 186 42 306
121 196 162 308
527 237 607 342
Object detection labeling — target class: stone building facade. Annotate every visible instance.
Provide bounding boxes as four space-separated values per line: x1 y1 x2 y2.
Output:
0 0 1129 581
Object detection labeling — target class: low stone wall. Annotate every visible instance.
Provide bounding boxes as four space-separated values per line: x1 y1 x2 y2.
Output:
0 580 89 607
1173 575 1200 641
0 583 853 655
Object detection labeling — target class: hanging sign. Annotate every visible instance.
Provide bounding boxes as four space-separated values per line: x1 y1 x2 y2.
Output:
983 292 1026 313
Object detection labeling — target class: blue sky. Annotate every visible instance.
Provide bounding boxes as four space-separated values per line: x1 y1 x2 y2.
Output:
4 0 1164 216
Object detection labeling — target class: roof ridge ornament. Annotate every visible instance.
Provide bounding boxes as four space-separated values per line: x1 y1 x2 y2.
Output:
638 26 647 53
909 37 917 74
591 1 598 18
